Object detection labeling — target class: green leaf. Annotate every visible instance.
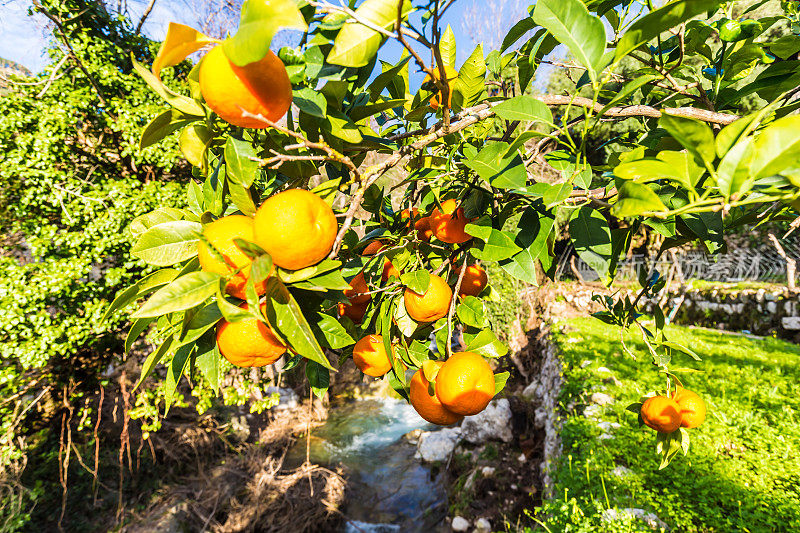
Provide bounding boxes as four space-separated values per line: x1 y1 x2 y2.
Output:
140 109 197 149
457 296 488 328
349 98 407 122
501 17 536 52
195 333 221 394
222 0 307 66
494 371 510 395
453 44 486 107
294 87 328 118
440 24 457 67
279 259 342 283
464 142 526 189
393 297 418 337
130 207 184 237
569 206 611 279
131 56 204 116
227 177 257 216
464 329 508 358
327 0 412 67
662 341 701 361
306 360 330 400
492 95 553 124
165 343 193 412
263 278 335 370
465 217 521 262
500 211 555 285
131 220 202 267
532 0 605 81
749 116 800 179
600 75 658 113
615 0 722 62
135 335 174 390
125 317 154 354
312 313 356 349
717 137 755 199
225 136 259 187
400 270 431 294
178 301 222 347
133 272 221 318
612 182 667 218
323 110 363 144
291 269 351 291
659 114 715 167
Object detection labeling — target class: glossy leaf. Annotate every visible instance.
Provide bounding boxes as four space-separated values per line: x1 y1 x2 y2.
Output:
225 136 259 187
400 270 430 295
569 206 612 278
140 109 197 150
464 329 508 358
312 313 355 349
131 56 204 116
494 371 510 395
659 114 715 167
222 0 307 66
306 360 330 399
133 272 221 318
263 278 334 370
152 22 219 78
492 95 553 124
464 142 526 190
135 335 174 390
131 220 202 266
327 0 412 67
749 116 800 179
533 0 605 80
453 44 486 107
465 217 521 262
612 182 667 217
440 24 457 67
457 296 488 328
195 333 221 393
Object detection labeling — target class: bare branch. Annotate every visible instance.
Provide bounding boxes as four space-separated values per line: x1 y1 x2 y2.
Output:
135 0 158 35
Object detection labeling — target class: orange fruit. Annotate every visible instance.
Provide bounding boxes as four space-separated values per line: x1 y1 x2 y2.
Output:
344 271 370 305
671 388 707 429
352 334 393 377
409 362 463 425
199 45 292 129
197 215 268 300
640 396 682 433
435 352 495 416
253 189 337 270
431 199 473 244
455 264 487 297
404 273 452 322
216 303 286 367
423 65 458 110
361 240 401 281
337 300 368 324
415 216 433 242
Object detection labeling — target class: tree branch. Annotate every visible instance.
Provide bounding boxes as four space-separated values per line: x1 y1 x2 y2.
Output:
135 0 158 35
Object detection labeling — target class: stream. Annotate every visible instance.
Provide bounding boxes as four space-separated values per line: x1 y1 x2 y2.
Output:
285 397 449 532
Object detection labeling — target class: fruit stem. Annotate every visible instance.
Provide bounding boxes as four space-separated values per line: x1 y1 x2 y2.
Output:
446 253 469 359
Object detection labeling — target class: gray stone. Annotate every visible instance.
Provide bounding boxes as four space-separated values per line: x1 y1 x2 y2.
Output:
416 427 462 462
451 516 470 532
522 381 543 401
534 408 547 429
461 399 513 444
264 386 299 410
597 421 621 432
590 392 615 405
345 521 401 533
474 517 491 533
782 316 800 330
767 301 778 313
602 508 668 530
230 415 250 442
611 465 633 478
404 428 423 445
481 466 495 477
583 404 604 419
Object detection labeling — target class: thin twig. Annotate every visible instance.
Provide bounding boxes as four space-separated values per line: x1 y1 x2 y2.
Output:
135 0 157 34
445 254 469 359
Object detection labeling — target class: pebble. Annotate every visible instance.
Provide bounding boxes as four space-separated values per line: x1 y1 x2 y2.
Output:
451 516 470 532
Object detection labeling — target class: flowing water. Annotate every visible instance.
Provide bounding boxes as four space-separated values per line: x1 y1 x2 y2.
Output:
286 397 449 532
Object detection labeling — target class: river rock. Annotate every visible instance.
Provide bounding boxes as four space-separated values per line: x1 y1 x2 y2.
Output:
460 399 513 444
264 387 299 410
344 521 401 533
590 392 615 405
602 508 668 530
416 427 462 462
474 517 491 533
451 516 470 531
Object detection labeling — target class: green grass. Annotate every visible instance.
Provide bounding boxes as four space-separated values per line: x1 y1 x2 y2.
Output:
530 318 800 532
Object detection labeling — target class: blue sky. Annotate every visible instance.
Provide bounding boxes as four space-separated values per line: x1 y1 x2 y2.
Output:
0 0 553 89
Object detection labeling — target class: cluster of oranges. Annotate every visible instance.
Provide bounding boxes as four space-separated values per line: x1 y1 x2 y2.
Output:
193 46 495 425
640 388 706 433
199 188 337 367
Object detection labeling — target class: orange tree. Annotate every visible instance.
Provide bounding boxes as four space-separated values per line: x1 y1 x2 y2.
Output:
108 0 800 467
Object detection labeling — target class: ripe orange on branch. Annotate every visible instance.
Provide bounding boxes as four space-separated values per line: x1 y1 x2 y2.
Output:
409 361 463 425
361 240 400 281
197 215 268 300
455 264 487 297
435 351 495 416
431 199 473 244
640 396 682 433
352 334 393 377
671 388 706 428
344 271 370 305
404 273 452 322
199 45 292 129
216 303 286 367
337 300 368 324
253 189 337 270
